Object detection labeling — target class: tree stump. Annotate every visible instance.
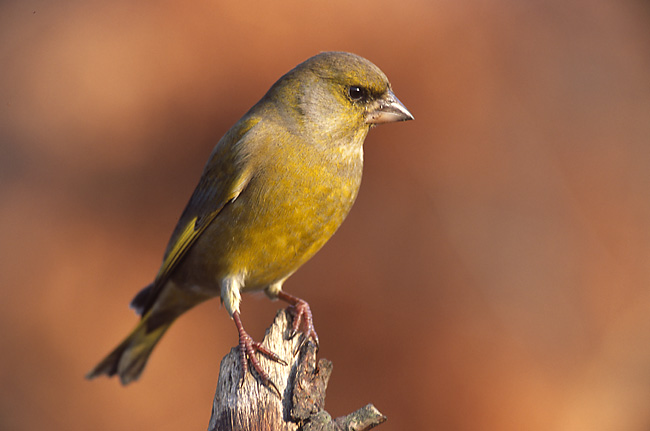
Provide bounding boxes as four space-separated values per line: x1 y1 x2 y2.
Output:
208 309 386 431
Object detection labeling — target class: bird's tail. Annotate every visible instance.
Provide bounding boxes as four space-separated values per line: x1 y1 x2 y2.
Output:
85 311 172 385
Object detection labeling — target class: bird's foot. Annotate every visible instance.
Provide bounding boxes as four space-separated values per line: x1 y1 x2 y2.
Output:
277 291 320 351
232 311 287 397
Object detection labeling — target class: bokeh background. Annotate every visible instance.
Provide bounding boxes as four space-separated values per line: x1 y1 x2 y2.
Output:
2 0 650 429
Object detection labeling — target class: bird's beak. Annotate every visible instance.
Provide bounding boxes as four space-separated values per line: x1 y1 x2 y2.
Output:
365 89 414 124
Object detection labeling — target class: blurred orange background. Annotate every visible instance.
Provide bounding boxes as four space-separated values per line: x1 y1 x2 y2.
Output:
2 0 650 429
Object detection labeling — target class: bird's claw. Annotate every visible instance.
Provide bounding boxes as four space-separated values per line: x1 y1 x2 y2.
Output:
285 297 320 354
234 311 285 397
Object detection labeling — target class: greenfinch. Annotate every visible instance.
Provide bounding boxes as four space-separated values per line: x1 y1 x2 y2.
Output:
87 51 413 391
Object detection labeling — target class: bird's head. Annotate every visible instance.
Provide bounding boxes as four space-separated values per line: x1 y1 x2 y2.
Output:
265 52 413 142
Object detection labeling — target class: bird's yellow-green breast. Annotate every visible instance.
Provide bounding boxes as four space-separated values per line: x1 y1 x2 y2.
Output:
171 110 366 292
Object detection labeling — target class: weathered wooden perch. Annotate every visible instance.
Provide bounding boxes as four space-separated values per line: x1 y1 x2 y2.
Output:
208 309 386 431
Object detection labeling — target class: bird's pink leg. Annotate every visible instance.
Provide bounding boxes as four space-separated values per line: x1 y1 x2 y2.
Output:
232 311 286 396
276 291 320 348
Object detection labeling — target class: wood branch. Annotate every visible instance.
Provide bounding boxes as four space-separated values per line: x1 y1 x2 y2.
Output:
208 309 386 431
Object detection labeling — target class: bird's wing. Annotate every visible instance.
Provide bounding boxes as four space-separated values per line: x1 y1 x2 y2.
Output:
136 116 261 315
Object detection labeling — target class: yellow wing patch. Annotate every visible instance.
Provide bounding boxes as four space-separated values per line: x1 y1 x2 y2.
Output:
155 217 199 282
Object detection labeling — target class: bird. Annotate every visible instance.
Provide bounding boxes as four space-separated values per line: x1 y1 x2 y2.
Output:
86 51 413 393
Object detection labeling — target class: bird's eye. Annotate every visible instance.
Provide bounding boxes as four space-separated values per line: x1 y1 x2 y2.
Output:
348 85 367 102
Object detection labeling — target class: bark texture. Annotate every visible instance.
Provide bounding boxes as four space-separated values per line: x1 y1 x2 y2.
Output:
208 310 386 431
